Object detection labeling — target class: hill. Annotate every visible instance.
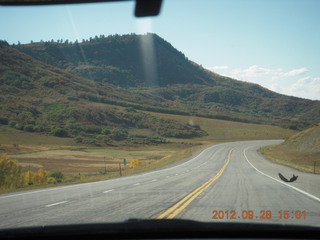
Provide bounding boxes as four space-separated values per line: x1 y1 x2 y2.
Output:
13 33 217 87
12 34 320 128
281 123 320 154
261 123 320 173
0 42 207 145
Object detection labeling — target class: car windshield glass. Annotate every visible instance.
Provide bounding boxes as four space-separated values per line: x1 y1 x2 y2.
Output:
0 0 319 230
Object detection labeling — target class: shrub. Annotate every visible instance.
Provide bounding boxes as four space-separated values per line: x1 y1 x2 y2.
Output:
124 107 136 112
34 121 49 132
130 159 141 168
9 121 17 128
24 124 35 132
48 171 64 182
67 95 79 101
84 125 101 134
10 122 24 130
101 127 111 135
0 117 8 125
51 128 69 137
98 135 112 144
0 154 22 190
111 129 128 140
32 168 48 184
74 136 83 143
47 177 57 184
87 138 99 146
24 171 34 185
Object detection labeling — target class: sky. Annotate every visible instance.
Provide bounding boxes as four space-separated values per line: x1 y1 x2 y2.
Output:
0 0 319 100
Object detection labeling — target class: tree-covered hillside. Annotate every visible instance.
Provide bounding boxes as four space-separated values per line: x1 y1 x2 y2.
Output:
14 33 217 87
0 43 207 145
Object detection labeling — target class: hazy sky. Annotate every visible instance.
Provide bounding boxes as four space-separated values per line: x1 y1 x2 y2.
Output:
1 0 319 100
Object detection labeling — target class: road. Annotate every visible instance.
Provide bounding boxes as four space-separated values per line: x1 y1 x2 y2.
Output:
0 140 319 228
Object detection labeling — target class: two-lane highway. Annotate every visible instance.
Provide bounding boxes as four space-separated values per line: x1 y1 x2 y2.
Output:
0 140 319 228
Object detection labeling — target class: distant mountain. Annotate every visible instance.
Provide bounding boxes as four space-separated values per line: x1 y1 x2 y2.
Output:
1 33 320 137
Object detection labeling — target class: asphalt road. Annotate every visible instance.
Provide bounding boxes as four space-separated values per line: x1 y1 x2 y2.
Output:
0 140 319 229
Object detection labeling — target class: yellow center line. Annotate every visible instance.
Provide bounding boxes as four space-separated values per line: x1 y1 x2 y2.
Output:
156 148 234 219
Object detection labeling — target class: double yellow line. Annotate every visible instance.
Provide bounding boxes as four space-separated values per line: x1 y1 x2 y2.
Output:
156 148 234 219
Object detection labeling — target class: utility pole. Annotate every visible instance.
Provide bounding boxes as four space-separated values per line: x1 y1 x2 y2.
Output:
119 163 122 176
104 156 107 174
314 161 316 174
28 165 31 185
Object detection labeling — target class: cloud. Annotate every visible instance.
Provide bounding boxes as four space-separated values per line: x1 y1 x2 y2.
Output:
230 65 282 78
206 64 319 100
282 68 309 77
228 65 308 79
206 66 229 70
285 77 320 99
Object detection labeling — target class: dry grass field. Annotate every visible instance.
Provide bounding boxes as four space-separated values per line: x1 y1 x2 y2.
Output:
146 112 296 142
0 113 298 190
9 146 175 175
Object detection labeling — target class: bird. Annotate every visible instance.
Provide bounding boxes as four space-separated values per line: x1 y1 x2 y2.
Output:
289 174 298 182
278 173 298 182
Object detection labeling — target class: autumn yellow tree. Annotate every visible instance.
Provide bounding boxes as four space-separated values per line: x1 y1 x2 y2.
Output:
24 170 34 185
130 159 141 168
33 168 48 184
0 153 22 190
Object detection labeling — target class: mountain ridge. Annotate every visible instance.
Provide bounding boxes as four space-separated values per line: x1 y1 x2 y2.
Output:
1 34 320 134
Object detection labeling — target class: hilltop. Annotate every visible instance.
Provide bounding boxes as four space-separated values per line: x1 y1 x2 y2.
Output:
13 33 217 87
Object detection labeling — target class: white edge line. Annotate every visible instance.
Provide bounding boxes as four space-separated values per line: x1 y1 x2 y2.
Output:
244 146 320 203
45 201 68 207
133 183 140 186
103 189 114 193
0 185 82 199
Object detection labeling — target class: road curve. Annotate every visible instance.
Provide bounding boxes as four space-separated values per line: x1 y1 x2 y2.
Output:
0 140 319 229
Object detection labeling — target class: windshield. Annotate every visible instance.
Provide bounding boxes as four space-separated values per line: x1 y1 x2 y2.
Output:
0 0 319 230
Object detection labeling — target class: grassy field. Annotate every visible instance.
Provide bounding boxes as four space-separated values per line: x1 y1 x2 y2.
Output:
260 146 320 173
0 113 298 192
146 112 296 142
9 144 183 175
0 125 75 146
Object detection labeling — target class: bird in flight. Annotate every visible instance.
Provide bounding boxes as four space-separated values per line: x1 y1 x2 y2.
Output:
278 173 298 182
